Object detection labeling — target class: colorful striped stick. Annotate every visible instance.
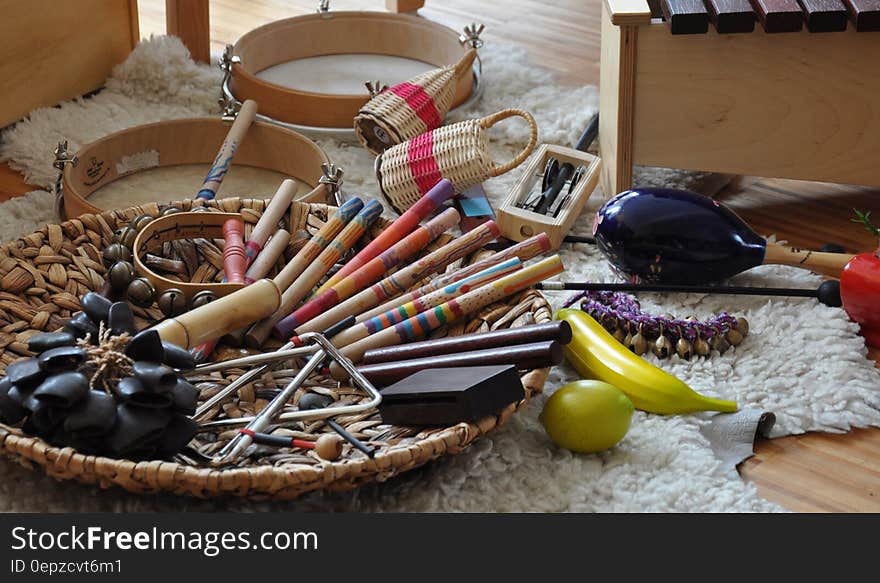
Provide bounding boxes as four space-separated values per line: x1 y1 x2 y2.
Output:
274 206 461 339
332 254 565 368
244 179 298 266
195 99 258 201
355 232 552 323
244 199 382 347
313 178 456 296
330 257 523 348
292 218 501 336
271 197 364 293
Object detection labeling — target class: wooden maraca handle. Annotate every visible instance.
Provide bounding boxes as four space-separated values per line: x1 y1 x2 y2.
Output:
763 243 855 279
196 99 258 201
151 279 281 349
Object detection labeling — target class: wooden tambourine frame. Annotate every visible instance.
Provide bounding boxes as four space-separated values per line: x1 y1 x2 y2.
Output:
225 10 481 134
59 117 331 219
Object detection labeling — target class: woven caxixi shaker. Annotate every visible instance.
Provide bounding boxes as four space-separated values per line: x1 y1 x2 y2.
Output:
355 49 478 155
374 108 538 214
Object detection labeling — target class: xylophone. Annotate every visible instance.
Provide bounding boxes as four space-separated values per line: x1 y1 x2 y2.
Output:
599 0 880 197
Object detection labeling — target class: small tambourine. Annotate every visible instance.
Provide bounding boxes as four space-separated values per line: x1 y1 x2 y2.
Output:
131 211 247 304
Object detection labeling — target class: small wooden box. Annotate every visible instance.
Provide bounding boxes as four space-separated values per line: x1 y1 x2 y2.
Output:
0 0 139 128
497 144 601 249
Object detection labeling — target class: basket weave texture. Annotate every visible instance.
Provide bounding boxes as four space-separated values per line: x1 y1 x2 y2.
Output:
0 197 551 500
375 108 538 215
354 50 477 156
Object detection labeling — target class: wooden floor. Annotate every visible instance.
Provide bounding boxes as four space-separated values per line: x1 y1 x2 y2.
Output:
1 0 878 511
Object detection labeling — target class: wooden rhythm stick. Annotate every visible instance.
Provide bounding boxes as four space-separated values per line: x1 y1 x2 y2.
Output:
244 200 383 347
355 232 552 323
331 254 565 369
351 340 564 385
271 197 364 292
245 229 290 284
196 99 258 201
360 321 572 364
292 219 503 336
313 178 456 296
244 179 299 266
329 258 523 349
275 207 461 338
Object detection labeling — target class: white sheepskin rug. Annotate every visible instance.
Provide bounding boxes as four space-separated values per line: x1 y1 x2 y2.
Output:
1 36 878 513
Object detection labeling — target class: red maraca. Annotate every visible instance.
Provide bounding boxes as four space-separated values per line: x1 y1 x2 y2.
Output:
839 211 880 348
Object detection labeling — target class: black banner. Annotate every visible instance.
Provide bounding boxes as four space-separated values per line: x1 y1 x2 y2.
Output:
0 513 873 581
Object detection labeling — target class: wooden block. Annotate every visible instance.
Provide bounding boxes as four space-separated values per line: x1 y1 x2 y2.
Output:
0 0 138 129
166 0 211 64
843 0 880 30
798 0 849 31
706 0 758 32
661 0 711 34
750 0 805 31
377 365 525 426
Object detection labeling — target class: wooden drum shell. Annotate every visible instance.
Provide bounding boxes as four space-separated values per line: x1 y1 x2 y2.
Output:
61 117 331 218
229 11 475 129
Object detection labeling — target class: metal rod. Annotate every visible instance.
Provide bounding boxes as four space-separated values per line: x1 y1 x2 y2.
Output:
213 347 327 465
191 344 313 374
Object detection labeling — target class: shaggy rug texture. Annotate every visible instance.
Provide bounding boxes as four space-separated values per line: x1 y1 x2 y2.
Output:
1 36 878 513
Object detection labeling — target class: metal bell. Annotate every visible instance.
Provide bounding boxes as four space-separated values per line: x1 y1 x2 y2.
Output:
628 327 648 355
694 334 711 357
726 328 744 346
190 290 216 310
735 317 749 337
612 326 626 344
653 331 673 358
108 260 135 291
102 242 132 267
161 206 182 217
676 337 693 360
126 277 157 308
130 214 155 232
116 226 138 250
711 333 730 354
158 289 187 318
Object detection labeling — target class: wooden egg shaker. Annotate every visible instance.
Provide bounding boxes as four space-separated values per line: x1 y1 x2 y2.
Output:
497 144 601 250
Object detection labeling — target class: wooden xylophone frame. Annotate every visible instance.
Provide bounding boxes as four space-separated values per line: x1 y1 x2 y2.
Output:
599 0 880 198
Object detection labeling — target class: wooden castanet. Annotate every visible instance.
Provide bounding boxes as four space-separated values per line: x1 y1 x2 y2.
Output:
150 278 281 349
352 340 565 386
751 0 805 31
706 0 757 32
844 0 880 30
799 0 849 31
196 99 259 201
593 188 855 283
361 321 572 365
661 0 710 33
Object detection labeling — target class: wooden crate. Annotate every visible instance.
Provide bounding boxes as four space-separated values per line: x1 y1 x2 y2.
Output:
0 0 139 128
599 0 880 197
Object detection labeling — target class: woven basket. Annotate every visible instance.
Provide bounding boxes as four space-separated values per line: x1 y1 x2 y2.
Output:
0 197 551 500
375 108 539 215
354 50 477 156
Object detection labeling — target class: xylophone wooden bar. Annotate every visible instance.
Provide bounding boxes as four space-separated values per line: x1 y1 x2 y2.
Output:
751 0 805 32
661 1 711 33
707 0 757 32
798 0 849 31
845 0 880 30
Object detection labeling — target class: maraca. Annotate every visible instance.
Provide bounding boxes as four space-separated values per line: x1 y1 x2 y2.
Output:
593 188 855 284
